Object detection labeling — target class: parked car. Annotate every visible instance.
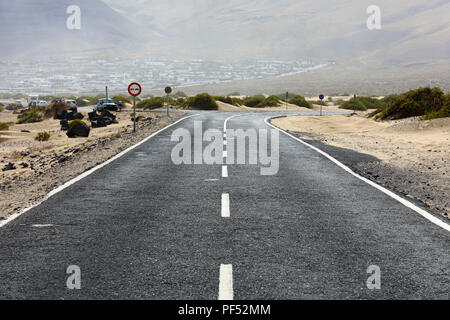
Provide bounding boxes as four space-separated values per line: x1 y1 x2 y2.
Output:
65 100 77 107
37 100 48 107
94 99 118 112
15 100 23 108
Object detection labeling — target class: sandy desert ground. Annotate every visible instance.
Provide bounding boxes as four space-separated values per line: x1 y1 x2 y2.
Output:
272 114 450 218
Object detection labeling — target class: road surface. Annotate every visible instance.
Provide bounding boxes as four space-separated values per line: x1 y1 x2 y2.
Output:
0 111 449 299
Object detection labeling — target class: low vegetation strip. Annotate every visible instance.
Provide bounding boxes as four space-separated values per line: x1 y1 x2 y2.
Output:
370 87 449 120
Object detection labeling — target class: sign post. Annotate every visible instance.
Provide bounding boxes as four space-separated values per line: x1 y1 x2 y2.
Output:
165 86 172 117
319 94 325 116
128 82 142 133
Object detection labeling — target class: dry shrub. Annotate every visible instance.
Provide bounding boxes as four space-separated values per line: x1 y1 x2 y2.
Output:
44 101 69 119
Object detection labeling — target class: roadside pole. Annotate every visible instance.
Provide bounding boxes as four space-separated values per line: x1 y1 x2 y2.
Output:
128 82 142 133
133 95 136 133
165 86 172 117
166 94 169 117
319 94 325 116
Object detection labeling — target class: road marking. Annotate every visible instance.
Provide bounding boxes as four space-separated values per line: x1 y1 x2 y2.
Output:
0 114 199 228
224 140 227 146
223 151 228 158
32 224 54 228
222 193 230 218
223 115 241 133
205 179 219 182
265 116 450 233
219 264 233 300
222 166 228 178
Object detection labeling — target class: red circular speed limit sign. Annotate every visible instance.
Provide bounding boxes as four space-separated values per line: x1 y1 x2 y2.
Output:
128 82 142 97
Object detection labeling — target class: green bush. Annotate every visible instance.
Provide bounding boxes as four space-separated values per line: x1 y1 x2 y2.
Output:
289 96 312 108
0 122 9 131
381 94 398 104
242 95 281 108
253 94 266 99
137 97 165 110
0 106 4 112
17 109 43 124
44 101 68 119
171 98 185 106
358 97 384 109
422 103 450 120
228 92 241 96
68 119 87 130
183 93 218 110
35 131 50 142
264 95 282 107
276 93 299 101
374 87 445 120
339 100 367 111
243 96 264 108
214 96 235 105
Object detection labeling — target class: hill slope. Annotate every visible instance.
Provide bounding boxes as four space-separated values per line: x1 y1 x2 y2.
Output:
0 0 151 58
105 0 450 66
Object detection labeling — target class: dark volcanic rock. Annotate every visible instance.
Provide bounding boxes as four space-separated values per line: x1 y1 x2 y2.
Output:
19 162 29 168
66 122 90 138
2 162 16 171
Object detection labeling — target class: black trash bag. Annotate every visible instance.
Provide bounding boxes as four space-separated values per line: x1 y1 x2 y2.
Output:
72 112 84 120
101 110 116 121
88 111 99 121
60 119 69 131
55 110 68 120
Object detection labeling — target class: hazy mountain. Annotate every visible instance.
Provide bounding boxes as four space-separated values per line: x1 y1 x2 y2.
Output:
104 0 450 66
0 0 151 59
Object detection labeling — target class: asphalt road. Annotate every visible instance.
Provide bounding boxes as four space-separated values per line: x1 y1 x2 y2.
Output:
0 111 449 300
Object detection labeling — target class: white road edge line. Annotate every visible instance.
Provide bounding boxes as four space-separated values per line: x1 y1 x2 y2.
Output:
222 193 230 218
222 166 228 178
223 115 241 133
264 116 450 233
0 114 199 228
218 264 233 300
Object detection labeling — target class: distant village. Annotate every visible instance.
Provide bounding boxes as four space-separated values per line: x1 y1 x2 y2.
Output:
0 57 326 95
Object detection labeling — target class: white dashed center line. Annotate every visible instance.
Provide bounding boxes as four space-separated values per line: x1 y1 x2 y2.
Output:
222 166 228 178
218 264 233 300
221 193 230 218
